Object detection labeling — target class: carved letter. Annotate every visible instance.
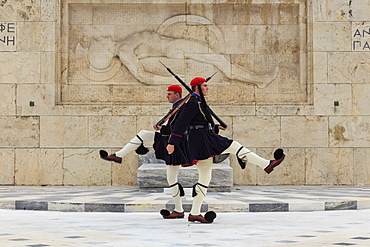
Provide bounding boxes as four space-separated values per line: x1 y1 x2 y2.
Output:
7 23 15 33
353 41 361 50
7 36 15 46
353 29 361 37
364 41 370 50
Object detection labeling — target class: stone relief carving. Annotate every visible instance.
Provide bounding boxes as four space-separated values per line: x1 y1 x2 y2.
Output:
61 2 308 104
70 15 278 89
0 0 39 21
70 26 122 82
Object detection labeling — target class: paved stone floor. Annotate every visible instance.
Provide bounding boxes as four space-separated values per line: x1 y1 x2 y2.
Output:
2 209 370 246
1 185 370 213
1 185 370 246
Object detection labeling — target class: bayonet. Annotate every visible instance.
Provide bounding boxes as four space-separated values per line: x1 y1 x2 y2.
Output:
159 61 227 128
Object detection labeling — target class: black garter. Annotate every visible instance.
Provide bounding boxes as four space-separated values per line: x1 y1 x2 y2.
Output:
135 135 149 155
192 182 208 197
170 182 185 197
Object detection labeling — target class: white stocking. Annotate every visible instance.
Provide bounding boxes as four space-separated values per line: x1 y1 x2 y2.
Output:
222 141 269 169
115 130 155 157
190 158 213 215
166 165 183 213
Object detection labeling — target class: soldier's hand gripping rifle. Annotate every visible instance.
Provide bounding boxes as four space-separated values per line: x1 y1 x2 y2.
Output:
159 61 227 129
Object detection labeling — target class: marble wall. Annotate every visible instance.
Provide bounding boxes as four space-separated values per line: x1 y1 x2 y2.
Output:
0 0 369 186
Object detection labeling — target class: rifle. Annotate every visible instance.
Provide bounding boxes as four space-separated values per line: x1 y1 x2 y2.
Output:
156 93 192 127
159 61 227 128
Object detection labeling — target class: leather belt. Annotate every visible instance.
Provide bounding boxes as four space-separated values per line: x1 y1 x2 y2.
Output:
189 125 206 130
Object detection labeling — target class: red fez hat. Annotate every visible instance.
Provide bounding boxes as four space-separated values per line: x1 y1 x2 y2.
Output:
167 85 182 92
190 77 206 87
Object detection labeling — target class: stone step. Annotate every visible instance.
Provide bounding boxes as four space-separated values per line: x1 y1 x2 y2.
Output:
138 162 233 192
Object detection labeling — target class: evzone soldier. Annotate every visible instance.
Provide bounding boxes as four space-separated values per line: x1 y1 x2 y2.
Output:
166 77 286 223
100 85 189 218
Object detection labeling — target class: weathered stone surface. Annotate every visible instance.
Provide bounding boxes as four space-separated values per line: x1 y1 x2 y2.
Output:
249 203 289 212
17 22 55 51
0 52 40 83
0 84 16 115
88 115 137 147
41 0 56 22
354 148 370 185
15 201 48 211
138 162 233 192
313 52 328 83
40 116 88 147
311 84 353 115
353 84 370 115
328 52 370 84
281 116 328 148
48 202 85 212
0 0 40 21
41 52 56 83
325 201 357 211
313 23 351 51
314 0 370 22
0 116 39 147
84 203 125 212
62 105 113 116
329 116 370 148
15 149 63 186
256 148 306 186
232 154 258 186
63 149 111 186
17 84 61 116
233 116 281 148
306 148 354 185
112 152 138 186
212 105 255 117
113 105 161 117
0 149 14 185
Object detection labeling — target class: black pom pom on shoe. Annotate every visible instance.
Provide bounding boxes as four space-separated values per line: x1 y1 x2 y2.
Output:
160 209 170 217
204 211 217 222
100 150 108 158
273 149 284 160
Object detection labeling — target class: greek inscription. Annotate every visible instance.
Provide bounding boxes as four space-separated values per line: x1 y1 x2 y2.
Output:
353 41 370 50
0 23 15 33
353 28 370 37
0 22 16 51
0 36 15 46
352 23 370 51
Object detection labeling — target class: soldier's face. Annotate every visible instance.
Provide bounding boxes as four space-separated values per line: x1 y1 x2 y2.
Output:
199 82 208 96
167 91 180 103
